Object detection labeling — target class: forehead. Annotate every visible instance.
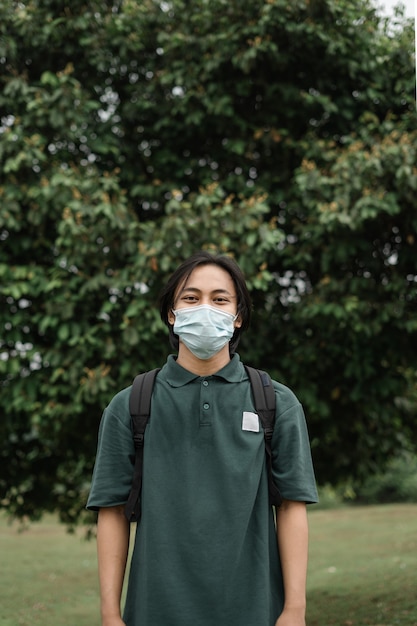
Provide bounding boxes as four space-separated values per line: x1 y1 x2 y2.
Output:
179 264 236 294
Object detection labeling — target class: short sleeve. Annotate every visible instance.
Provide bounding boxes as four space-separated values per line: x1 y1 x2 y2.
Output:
270 382 318 504
86 387 135 511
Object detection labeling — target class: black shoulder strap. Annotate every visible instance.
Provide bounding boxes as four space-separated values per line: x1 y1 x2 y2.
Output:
125 368 161 522
245 366 282 508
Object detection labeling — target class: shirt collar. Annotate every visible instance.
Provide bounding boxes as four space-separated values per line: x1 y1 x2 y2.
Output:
163 353 246 387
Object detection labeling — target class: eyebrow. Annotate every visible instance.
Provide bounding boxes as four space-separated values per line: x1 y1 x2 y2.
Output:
180 287 236 297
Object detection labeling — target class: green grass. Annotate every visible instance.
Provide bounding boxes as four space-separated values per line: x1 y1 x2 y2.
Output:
1 504 416 626
307 504 417 626
0 514 100 626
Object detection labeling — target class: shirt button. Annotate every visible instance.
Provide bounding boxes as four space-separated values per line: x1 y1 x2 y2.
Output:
202 380 209 387
203 403 210 410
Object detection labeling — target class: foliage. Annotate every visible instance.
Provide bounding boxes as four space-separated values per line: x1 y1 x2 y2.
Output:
1 0 416 523
316 453 417 507
271 117 417 481
353 452 417 503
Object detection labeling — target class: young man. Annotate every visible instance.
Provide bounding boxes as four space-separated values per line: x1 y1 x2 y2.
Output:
87 251 318 626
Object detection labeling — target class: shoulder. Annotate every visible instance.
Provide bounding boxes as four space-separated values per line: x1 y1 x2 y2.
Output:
242 363 302 416
270 379 302 416
102 385 132 428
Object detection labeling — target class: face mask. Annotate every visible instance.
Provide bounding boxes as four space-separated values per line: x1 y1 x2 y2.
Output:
172 304 237 360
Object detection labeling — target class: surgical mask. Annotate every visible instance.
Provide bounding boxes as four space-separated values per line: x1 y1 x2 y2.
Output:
172 304 237 360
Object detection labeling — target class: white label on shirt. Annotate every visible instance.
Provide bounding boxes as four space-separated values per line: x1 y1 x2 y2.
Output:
242 411 259 432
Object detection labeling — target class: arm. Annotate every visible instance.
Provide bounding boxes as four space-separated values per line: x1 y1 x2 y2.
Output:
97 505 130 626
275 500 309 626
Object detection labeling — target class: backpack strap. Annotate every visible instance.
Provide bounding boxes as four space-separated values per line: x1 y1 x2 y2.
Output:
245 366 283 508
124 368 161 522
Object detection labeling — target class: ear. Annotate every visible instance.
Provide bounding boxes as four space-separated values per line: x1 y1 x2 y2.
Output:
168 309 176 326
234 314 242 329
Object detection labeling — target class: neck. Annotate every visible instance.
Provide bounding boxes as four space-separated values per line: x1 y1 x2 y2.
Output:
176 344 231 376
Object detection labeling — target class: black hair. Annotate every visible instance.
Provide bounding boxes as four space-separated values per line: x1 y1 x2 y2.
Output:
159 251 252 354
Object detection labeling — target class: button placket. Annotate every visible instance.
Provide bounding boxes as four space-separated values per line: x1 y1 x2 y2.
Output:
200 378 211 425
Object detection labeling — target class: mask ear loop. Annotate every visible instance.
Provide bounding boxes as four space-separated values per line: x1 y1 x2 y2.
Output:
234 308 243 328
168 308 177 326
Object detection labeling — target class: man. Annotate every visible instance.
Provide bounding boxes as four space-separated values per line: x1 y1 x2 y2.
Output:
87 251 318 626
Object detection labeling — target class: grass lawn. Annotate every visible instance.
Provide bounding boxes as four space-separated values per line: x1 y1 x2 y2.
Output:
307 503 417 626
0 514 101 626
1 503 416 626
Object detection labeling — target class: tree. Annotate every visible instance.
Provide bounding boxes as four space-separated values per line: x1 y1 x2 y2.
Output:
268 114 417 482
1 0 416 524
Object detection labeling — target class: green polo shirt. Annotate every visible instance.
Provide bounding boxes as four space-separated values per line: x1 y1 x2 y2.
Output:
87 354 318 626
